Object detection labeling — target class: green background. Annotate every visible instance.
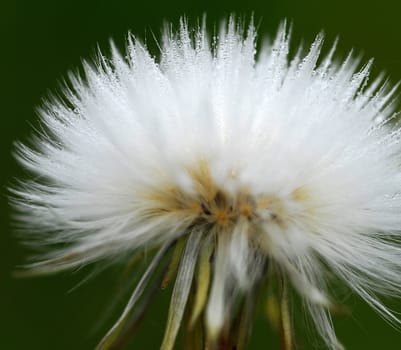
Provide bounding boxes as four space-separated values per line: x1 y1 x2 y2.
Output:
3 0 401 349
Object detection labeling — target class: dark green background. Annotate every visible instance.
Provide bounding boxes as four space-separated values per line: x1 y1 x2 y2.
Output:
3 0 401 349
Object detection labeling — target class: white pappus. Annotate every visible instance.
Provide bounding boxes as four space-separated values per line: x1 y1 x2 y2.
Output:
11 17 401 350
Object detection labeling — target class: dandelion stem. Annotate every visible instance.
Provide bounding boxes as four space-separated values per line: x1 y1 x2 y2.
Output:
280 277 293 350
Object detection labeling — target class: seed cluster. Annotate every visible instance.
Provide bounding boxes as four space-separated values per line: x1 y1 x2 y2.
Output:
145 160 292 229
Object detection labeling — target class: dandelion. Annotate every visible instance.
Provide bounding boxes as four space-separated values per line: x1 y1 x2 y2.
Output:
11 17 401 350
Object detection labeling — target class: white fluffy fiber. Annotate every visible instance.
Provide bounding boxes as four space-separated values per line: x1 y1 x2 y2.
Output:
13 18 401 349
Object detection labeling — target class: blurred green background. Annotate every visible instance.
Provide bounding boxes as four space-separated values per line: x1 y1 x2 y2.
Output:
3 0 401 349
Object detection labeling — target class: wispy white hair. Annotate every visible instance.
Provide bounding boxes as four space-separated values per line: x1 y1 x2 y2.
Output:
12 17 401 349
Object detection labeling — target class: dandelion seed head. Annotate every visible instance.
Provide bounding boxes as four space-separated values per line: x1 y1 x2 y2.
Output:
12 17 401 350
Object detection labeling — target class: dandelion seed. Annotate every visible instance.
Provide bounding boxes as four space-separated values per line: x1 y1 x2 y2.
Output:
11 16 401 350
